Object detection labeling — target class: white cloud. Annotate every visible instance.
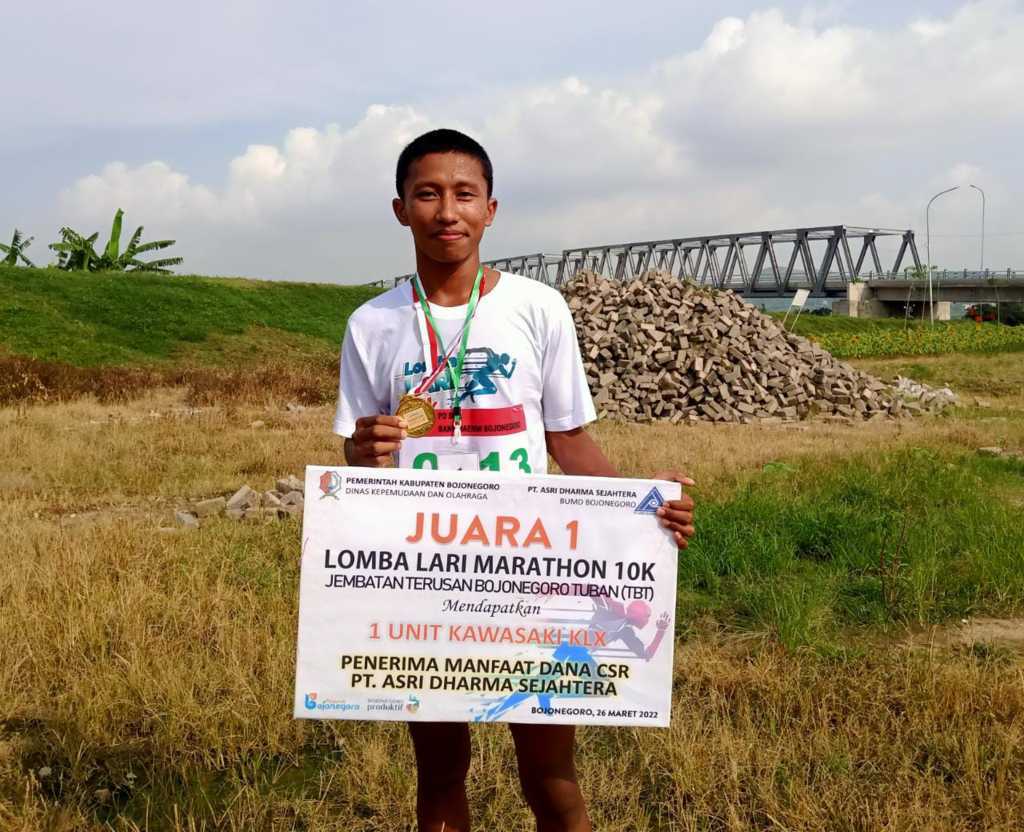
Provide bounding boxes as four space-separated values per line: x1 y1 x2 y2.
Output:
57 1 1024 281
68 162 218 226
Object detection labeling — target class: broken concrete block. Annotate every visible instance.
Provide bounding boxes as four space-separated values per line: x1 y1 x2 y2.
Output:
276 475 304 494
175 510 200 529
194 497 226 517
227 485 257 511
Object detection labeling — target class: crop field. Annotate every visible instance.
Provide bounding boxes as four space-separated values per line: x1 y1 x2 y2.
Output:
778 313 1024 359
2 268 1024 830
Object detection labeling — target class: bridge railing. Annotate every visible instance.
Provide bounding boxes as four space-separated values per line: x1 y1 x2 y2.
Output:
869 269 1023 281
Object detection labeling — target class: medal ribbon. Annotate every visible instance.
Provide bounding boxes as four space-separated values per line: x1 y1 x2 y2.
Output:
410 266 484 438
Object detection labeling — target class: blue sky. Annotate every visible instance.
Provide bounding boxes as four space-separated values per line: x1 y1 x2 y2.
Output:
2 0 1020 282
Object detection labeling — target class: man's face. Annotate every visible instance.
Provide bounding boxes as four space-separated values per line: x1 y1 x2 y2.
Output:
393 152 497 265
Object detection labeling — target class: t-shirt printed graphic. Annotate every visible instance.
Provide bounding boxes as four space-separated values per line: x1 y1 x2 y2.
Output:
334 272 596 475
395 346 525 438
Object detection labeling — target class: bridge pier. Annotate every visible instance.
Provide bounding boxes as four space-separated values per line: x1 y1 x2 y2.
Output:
832 282 950 320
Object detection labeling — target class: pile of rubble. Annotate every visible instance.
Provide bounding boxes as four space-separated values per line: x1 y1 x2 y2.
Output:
175 475 304 528
893 375 958 410
563 269 952 424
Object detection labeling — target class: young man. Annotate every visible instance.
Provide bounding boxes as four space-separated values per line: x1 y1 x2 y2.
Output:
333 129 696 832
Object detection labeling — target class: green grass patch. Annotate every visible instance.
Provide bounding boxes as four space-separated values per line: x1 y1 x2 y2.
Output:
0 265 381 367
680 448 1024 648
772 312 1024 359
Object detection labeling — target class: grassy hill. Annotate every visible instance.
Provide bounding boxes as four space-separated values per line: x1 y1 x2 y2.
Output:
2 265 1022 371
0 265 381 367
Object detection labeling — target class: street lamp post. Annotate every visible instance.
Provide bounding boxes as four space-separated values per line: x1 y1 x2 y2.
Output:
926 186 960 325
969 184 986 271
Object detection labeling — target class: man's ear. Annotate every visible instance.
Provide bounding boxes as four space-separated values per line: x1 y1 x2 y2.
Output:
392 197 410 227
485 197 498 228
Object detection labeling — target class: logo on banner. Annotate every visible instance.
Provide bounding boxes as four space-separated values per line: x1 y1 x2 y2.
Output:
319 470 342 499
367 698 404 713
406 695 421 714
634 487 665 514
304 692 360 713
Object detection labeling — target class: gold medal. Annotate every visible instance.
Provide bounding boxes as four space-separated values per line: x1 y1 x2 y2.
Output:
396 394 436 437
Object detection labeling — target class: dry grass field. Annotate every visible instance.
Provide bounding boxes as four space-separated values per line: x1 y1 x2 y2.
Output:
2 351 1024 831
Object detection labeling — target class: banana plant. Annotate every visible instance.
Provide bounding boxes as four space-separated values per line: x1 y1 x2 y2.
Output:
51 209 183 273
0 229 36 267
50 227 100 271
98 209 183 273
119 224 183 273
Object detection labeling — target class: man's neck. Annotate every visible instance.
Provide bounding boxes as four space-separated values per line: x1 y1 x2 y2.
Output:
414 252 483 307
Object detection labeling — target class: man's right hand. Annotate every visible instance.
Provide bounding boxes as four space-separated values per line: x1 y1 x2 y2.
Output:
344 415 408 467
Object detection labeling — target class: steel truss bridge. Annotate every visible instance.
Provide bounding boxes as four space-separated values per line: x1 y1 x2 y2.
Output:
387 225 926 297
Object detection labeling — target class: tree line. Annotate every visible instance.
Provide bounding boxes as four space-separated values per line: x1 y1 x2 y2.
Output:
1 209 182 274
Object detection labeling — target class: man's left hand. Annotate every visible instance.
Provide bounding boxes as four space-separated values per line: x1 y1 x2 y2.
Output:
652 470 696 549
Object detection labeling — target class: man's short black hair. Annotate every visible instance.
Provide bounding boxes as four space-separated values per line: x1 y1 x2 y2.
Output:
395 129 493 198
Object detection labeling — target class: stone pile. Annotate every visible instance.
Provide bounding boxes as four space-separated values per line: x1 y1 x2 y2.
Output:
562 269 947 424
175 474 304 528
893 375 958 410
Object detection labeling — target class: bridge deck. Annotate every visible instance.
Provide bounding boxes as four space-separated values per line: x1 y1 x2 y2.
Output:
869 278 1024 303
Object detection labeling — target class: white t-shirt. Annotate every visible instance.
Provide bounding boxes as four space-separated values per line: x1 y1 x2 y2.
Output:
333 271 596 475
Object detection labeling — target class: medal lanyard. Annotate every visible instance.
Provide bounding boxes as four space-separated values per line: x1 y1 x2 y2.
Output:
411 266 484 440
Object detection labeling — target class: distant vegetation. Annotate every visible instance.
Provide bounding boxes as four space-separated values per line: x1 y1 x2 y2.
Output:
780 313 1024 358
50 208 182 273
0 229 35 267
2 207 183 274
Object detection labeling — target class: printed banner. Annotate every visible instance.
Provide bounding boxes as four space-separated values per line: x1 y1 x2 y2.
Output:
294 466 681 727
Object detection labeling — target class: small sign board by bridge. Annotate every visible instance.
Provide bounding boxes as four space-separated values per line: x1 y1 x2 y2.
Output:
782 289 811 330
